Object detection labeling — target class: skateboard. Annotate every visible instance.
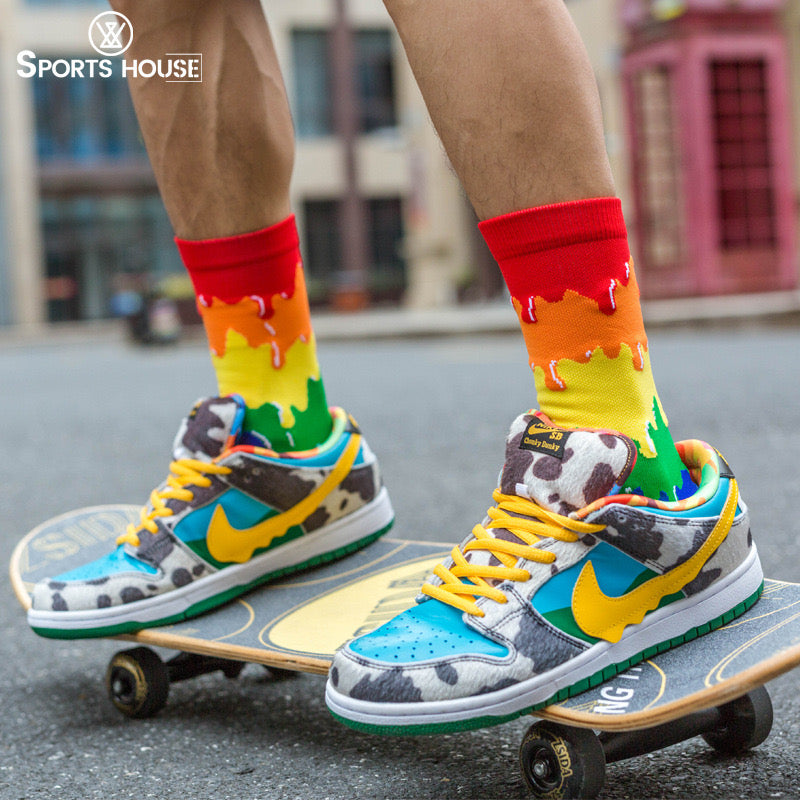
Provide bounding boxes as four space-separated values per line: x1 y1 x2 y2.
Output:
11 505 800 799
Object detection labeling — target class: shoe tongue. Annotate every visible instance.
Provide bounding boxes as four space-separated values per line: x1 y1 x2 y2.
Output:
171 396 246 462
499 412 636 515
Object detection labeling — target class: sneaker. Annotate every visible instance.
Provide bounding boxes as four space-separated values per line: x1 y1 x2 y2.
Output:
325 411 763 735
28 395 394 639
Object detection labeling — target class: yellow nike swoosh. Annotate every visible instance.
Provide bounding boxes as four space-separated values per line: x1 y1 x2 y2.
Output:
571 479 738 643
205 433 362 564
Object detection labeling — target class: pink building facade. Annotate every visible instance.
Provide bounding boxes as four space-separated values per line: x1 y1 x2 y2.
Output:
620 0 797 298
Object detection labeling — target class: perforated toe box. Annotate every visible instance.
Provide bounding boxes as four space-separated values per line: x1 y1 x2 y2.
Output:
347 598 508 664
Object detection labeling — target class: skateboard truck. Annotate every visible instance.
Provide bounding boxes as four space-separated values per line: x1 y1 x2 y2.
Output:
105 646 295 719
106 642 774 799
12 509 800 799
520 686 774 799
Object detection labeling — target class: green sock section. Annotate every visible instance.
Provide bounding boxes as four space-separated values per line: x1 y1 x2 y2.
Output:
622 400 695 502
243 377 333 453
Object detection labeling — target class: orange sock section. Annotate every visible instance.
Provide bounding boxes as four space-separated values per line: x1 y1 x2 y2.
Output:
177 216 332 452
480 198 696 501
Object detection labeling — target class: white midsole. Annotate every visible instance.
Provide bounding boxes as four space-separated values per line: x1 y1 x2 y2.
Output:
29 487 394 631
325 546 763 727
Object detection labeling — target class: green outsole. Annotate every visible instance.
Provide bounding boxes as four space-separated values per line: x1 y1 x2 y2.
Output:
331 582 765 736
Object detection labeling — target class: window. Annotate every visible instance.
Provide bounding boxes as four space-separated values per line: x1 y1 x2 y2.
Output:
292 30 334 138
40 195 179 322
302 197 406 303
633 65 685 272
33 70 144 160
302 200 342 302
711 59 776 249
30 62 182 322
355 30 396 133
366 197 405 297
292 28 396 137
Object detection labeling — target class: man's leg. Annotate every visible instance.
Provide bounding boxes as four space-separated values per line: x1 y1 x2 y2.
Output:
385 0 687 500
26 1 395 640
326 0 762 734
113 0 293 239
386 0 614 217
111 0 328 452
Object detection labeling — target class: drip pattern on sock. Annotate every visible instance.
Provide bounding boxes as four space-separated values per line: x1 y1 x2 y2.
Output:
480 198 695 502
178 217 332 453
201 266 329 449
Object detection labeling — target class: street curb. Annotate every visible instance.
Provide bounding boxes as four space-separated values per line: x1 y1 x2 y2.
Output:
2 290 800 348
314 290 800 340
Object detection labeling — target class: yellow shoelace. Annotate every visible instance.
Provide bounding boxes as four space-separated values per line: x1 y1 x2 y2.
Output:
116 459 232 548
421 489 605 617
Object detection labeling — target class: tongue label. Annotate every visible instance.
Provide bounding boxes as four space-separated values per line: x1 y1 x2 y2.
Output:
519 418 571 459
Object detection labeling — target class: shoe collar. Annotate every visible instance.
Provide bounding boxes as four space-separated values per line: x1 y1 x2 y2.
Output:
576 439 726 519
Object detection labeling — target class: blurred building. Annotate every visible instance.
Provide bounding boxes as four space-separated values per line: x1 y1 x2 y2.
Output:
0 0 798 327
0 0 478 326
620 0 798 298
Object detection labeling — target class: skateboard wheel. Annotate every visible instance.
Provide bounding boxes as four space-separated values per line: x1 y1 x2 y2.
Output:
262 665 297 681
702 686 773 755
519 721 605 800
221 661 246 679
105 646 170 719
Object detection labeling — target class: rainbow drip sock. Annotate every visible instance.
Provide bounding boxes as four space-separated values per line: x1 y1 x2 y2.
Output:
480 198 696 502
177 216 332 452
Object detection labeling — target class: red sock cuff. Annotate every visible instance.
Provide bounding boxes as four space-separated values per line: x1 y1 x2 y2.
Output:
478 197 627 260
176 215 301 303
479 198 632 317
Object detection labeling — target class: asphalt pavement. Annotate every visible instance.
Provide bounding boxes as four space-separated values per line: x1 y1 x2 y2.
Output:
2 321 800 800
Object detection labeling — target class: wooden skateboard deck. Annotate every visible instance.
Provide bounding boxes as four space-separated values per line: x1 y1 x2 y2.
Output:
9 504 450 674
10 505 800 731
537 577 800 730
12 504 800 798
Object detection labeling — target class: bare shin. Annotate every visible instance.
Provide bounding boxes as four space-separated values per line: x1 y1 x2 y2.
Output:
383 0 616 219
110 0 294 239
